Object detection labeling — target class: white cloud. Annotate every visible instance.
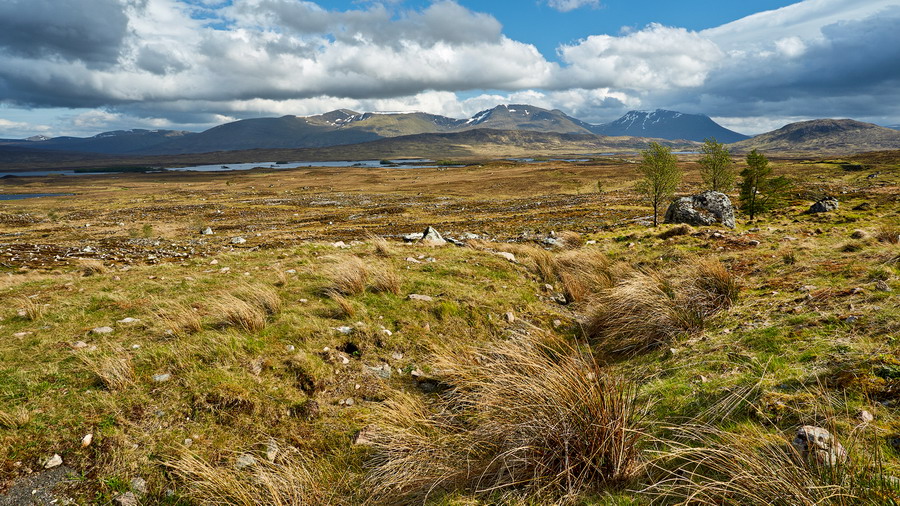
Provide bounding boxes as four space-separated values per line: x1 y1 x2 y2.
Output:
545 0 601 13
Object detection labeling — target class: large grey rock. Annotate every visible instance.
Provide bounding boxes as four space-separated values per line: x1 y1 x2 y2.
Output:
809 197 839 213
792 425 847 466
421 226 446 245
664 191 735 229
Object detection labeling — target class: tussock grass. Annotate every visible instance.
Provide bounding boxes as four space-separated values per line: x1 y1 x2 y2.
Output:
237 284 282 316
18 295 43 321
689 259 741 313
658 224 694 239
366 330 645 503
876 222 899 244
213 295 267 333
168 449 343 506
156 303 203 337
586 261 738 357
555 249 615 303
370 264 402 295
0 407 31 429
78 258 106 276
370 235 394 257
326 290 357 319
555 230 584 249
327 256 369 295
644 424 900 505
82 352 135 391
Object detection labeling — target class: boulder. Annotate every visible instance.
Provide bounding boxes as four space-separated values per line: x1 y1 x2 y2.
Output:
792 425 847 465
421 226 446 245
809 197 839 213
664 191 735 229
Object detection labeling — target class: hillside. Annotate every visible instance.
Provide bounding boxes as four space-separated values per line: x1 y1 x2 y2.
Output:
731 119 900 154
0 129 194 155
590 109 749 143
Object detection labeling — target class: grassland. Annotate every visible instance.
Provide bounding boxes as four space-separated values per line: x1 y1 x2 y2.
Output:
0 153 898 504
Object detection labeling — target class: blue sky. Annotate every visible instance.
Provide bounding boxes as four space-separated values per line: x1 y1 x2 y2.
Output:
1 0 899 138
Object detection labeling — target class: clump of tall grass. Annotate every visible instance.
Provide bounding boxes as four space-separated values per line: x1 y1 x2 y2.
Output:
168 449 345 506
658 224 694 239
554 230 584 249
370 263 402 295
876 222 899 244
327 256 369 295
555 248 616 303
18 295 43 321
325 290 357 319
156 303 202 337
213 295 267 333
78 258 106 276
643 423 900 504
586 261 739 357
370 235 394 257
237 284 281 315
365 330 645 503
82 351 135 391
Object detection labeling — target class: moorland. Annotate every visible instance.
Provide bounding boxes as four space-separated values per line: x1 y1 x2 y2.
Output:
0 148 898 504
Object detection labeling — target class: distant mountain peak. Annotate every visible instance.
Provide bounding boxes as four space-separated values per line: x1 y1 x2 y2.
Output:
730 118 900 153
25 135 50 142
592 109 748 143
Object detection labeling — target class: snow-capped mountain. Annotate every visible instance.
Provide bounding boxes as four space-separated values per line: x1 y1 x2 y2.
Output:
590 110 750 143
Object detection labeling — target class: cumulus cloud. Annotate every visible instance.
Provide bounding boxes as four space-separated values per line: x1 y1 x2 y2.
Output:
1 0 899 137
545 0 601 12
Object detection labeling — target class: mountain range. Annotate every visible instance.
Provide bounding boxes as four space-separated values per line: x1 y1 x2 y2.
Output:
0 106 747 156
2 106 898 157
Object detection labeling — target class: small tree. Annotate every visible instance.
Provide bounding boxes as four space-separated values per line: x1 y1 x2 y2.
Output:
636 142 681 227
698 137 735 192
739 149 791 220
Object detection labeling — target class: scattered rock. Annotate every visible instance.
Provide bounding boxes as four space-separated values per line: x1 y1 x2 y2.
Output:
748 240 761 246
13 332 31 338
353 427 376 446
334 326 353 334
130 477 148 495
367 364 392 379
152 373 172 383
494 251 517 263
421 226 446 245
81 434 93 447
114 492 138 506
504 311 516 323
117 317 140 324
200 227 214 235
230 237 247 245
552 319 563 329
391 351 404 361
332 241 350 249
852 202 873 211
265 440 279 463
860 410 875 423
850 230 869 240
91 326 114 335
235 454 256 470
72 341 88 349
405 257 422 264
408 294 433 302
808 197 839 213
401 232 423 242
663 191 736 228
875 280 891 292
792 425 847 465
44 454 63 469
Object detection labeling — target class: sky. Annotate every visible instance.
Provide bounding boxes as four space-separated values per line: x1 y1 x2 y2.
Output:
1 0 900 138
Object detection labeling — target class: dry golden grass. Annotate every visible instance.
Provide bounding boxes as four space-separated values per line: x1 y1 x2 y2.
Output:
213 295 267 333
18 295 43 321
645 424 900 505
658 223 694 239
555 248 615 303
168 449 344 506
81 352 135 391
326 290 357 319
78 258 106 276
366 330 644 503
327 256 369 295
555 230 584 249
689 259 741 314
370 235 394 257
876 221 899 244
237 284 282 315
370 264 402 295
0 406 31 429
156 303 203 337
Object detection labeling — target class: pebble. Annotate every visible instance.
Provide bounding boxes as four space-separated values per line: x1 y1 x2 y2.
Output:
266 440 279 463
235 454 256 470
334 326 353 334
183 438 193 447
408 294 433 302
152 373 172 383
117 317 140 324
391 351 404 361
72 341 88 349
285 345 296 352
494 251 517 263
860 410 874 423
82 434 93 447
130 477 148 495
91 326 114 335
504 311 516 323
44 454 62 469
875 280 891 292
13 332 31 338
114 492 138 506
405 257 422 264
231 237 247 244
